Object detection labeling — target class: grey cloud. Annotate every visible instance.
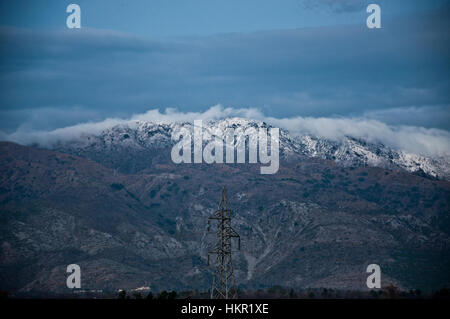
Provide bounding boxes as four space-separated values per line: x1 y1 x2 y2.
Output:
362 105 450 129
0 6 449 133
0 106 104 132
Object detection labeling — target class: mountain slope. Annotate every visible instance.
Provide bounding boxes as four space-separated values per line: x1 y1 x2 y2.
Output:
1 141 449 295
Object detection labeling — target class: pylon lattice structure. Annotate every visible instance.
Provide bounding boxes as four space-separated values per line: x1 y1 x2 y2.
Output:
207 187 240 299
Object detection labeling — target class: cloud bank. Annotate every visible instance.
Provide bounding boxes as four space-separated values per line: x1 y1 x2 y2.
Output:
1 105 449 157
1 6 449 133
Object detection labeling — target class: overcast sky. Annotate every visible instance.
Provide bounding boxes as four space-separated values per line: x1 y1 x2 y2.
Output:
0 0 449 138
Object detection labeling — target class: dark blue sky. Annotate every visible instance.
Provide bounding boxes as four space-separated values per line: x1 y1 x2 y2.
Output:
0 0 446 37
0 0 449 133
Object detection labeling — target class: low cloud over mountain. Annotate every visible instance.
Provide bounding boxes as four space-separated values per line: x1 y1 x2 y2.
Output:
2 105 449 158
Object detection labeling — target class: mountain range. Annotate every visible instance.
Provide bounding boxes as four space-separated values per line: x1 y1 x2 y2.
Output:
1 118 449 295
51 118 450 180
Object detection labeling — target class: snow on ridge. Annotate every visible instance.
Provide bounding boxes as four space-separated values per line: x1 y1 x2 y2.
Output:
53 118 450 180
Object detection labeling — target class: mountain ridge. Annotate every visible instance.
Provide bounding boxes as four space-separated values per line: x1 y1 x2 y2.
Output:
49 118 450 180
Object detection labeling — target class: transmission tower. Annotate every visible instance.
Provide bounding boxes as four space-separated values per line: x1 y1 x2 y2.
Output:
207 187 240 299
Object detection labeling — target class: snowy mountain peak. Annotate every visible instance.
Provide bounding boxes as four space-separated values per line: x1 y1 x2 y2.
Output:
53 118 450 180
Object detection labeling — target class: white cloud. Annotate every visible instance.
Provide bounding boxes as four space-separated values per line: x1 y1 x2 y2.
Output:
1 105 449 157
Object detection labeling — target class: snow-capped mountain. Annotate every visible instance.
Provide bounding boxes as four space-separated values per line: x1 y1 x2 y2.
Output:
297 135 450 180
53 118 450 180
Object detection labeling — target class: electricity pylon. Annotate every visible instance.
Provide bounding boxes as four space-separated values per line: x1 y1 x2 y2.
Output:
207 187 240 299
